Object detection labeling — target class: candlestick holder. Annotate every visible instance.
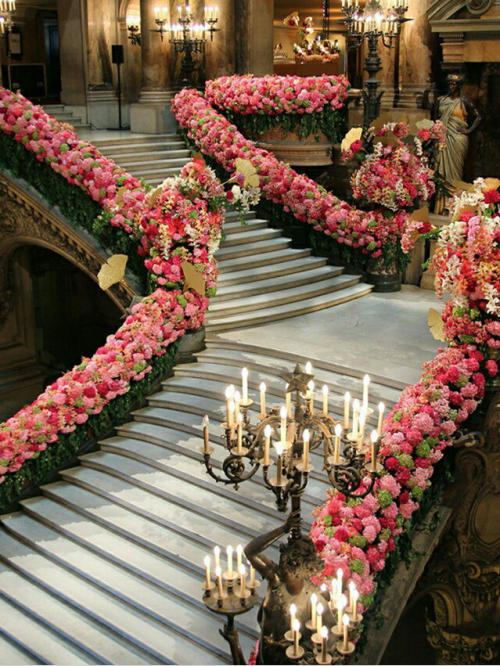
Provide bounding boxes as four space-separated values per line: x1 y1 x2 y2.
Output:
336 640 355 656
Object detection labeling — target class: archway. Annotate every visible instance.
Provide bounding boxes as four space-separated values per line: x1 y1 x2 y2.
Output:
0 244 123 421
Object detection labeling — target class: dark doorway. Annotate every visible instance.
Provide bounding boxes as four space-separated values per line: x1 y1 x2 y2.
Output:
44 16 61 100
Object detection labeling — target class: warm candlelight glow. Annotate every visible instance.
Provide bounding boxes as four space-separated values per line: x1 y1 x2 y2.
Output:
289 603 297 633
320 625 328 662
337 567 343 591
214 545 220 569
275 441 284 485
370 429 379 472
241 367 248 402
322 384 328 415
344 391 350 429
259 382 266 414
334 423 342 465
330 578 338 608
264 424 271 466
377 401 385 438
305 361 312 375
310 592 318 627
293 618 301 657
302 428 310 472
352 589 359 622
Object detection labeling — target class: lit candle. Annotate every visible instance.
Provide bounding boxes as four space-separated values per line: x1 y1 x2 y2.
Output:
305 361 312 375
337 594 346 633
377 402 385 438
289 603 297 634
227 545 233 576
320 626 328 663
310 592 317 627
293 619 301 657
302 429 310 472
202 415 210 454
215 565 223 598
342 614 350 652
241 367 248 402
352 399 360 437
154 6 160 17
249 565 255 587
371 430 379 472
316 602 324 636
363 374 370 412
276 442 283 485
264 424 271 466
344 392 350 429
214 545 220 569
234 390 241 419
352 590 359 622
236 544 243 570
334 423 342 465
358 408 366 445
286 387 292 418
337 567 343 594
349 582 356 613
204 555 211 588
239 564 246 595
260 382 266 414
236 413 243 455
308 380 315 413
322 385 328 416
330 578 338 609
280 405 287 444
225 385 234 426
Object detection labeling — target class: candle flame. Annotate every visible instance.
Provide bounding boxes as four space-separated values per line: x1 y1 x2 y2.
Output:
214 545 220 556
337 568 343 580
344 391 351 402
280 405 287 419
234 390 241 403
321 625 328 638
227 545 233 556
260 382 266 392
379 401 385 412
335 423 343 436
371 430 378 443
264 424 272 438
293 618 301 632
215 565 222 577
363 374 370 387
241 366 248 378
290 603 297 615
338 593 347 609
353 398 360 410
307 380 314 392
317 602 324 616
303 428 310 443
305 361 312 374
237 544 243 556
225 385 235 399
322 384 328 396
311 592 317 605
275 442 284 456
239 564 246 575
202 415 209 427
343 613 350 626
204 555 210 566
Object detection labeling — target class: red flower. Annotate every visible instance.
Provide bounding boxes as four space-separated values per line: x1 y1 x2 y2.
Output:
335 528 349 542
384 457 399 471
483 189 500 204
485 359 498 377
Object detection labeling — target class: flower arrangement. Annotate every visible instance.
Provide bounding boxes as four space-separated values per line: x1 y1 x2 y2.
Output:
204 74 348 143
171 88 415 270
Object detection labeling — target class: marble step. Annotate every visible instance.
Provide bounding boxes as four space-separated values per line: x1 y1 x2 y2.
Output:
217 255 329 286
128 166 184 180
0 592 94 664
0 633 39 665
218 247 312 273
92 134 180 149
213 265 343 302
215 237 291 261
8 483 258 640
116 157 190 171
110 149 191 164
219 227 282 247
0 558 157 665
210 274 360 315
223 219 269 235
0 512 231 664
206 282 373 331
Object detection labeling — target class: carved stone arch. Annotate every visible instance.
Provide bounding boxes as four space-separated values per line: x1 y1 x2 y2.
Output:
117 0 140 21
0 174 138 321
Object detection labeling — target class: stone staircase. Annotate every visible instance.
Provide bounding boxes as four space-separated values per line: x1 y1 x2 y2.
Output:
0 340 403 664
93 134 372 331
45 104 90 130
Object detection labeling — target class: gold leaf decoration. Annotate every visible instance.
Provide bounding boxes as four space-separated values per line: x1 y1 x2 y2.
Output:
234 158 259 188
97 254 128 291
428 307 446 342
148 186 163 207
181 261 206 296
450 179 475 193
410 206 430 223
483 177 500 192
341 126 363 153
451 204 478 223
192 151 205 163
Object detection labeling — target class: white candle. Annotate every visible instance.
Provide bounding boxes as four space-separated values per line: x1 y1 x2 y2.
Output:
322 385 328 416
276 442 283 485
239 564 246 595
241 367 248 402
308 380 315 413
334 423 342 465
293 619 301 657
321 626 328 662
358 409 366 445
202 415 210 454
349 582 356 613
310 592 317 627
302 429 310 472
280 405 287 444
330 579 338 609
337 567 343 593
352 590 359 622
227 545 233 575
363 374 370 412
377 402 385 438
260 382 266 414
352 399 360 437
236 413 243 455
215 565 223 598
286 387 292 419
289 603 297 633
236 544 243 570
249 565 255 587
337 594 346 633
264 424 271 466
316 602 324 636
343 614 350 651
344 392 350 430
225 385 234 426
204 555 211 587
371 430 379 472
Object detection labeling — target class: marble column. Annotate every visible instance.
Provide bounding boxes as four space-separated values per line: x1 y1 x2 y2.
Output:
85 0 119 128
398 0 433 108
236 0 273 76
130 0 175 133
57 0 87 115
205 0 236 81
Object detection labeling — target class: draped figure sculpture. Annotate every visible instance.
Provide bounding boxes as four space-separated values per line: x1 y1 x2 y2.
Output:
424 74 482 213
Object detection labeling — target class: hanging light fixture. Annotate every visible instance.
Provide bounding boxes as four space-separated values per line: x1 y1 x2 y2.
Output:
126 15 141 46
0 0 16 34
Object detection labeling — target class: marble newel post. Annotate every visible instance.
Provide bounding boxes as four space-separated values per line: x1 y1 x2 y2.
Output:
86 0 119 129
130 0 176 134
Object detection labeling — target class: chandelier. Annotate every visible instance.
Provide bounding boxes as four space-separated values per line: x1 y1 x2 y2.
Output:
152 4 219 43
201 362 384 517
126 15 141 46
0 0 15 34
284 12 340 63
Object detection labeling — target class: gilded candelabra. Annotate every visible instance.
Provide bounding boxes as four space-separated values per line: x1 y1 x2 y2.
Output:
341 0 411 127
0 0 15 34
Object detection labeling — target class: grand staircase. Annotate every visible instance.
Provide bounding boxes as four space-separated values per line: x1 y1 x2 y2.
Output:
92 135 372 331
0 340 403 664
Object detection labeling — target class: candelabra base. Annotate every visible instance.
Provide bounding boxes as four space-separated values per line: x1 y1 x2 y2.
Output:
230 446 249 457
315 654 333 665
268 477 288 488
286 644 305 660
348 612 363 625
202 581 216 592
223 571 238 583
235 587 251 600
332 625 344 638
284 629 294 642
295 461 314 473
326 455 346 467
366 462 384 474
311 632 323 645
336 641 355 655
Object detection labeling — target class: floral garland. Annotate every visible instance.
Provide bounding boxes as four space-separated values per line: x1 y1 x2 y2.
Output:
205 74 348 117
171 88 416 269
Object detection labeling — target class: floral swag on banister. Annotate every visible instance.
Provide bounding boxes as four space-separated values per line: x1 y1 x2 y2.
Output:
0 87 258 501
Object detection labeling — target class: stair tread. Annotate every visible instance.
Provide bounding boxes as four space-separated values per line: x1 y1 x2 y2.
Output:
0 633 39 665
220 228 281 246
215 237 291 260
217 255 329 284
218 247 311 271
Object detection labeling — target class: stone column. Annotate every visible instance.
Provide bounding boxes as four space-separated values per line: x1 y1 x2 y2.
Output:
236 0 273 76
130 0 175 133
205 0 236 80
57 0 87 116
398 0 433 108
85 0 119 129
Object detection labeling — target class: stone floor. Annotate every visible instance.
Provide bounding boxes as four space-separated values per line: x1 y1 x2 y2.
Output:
217 285 444 387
